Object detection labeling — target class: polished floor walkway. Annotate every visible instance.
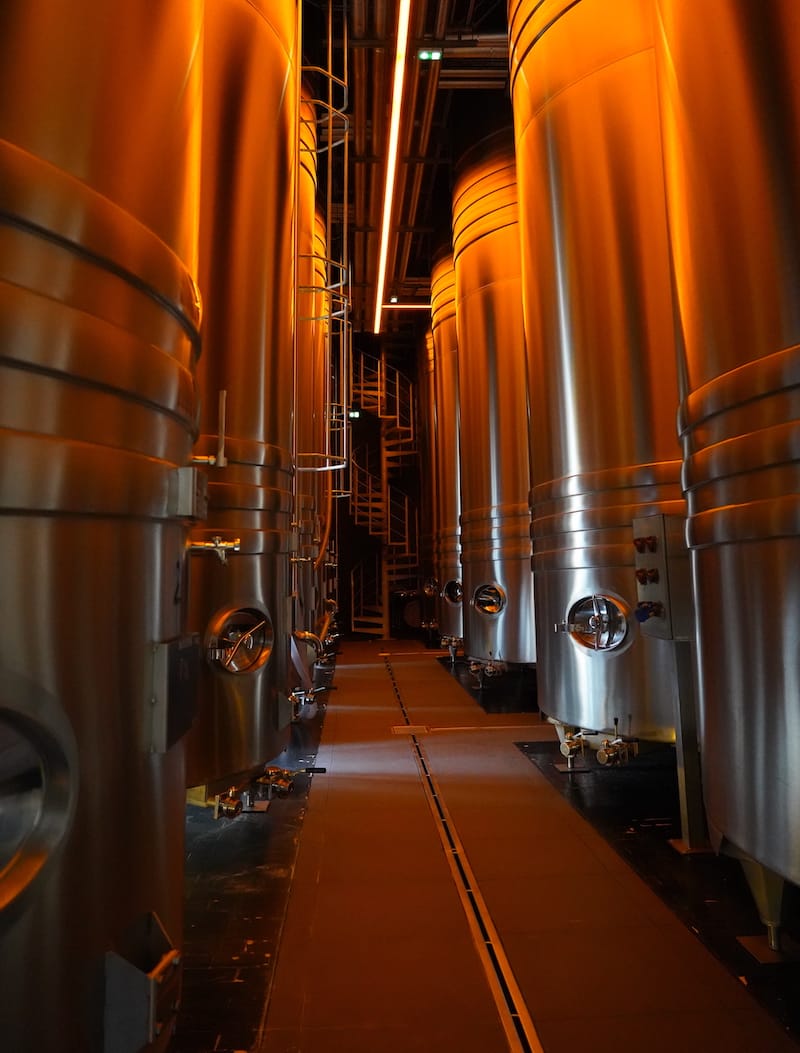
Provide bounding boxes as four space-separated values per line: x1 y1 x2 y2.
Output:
252 640 797 1053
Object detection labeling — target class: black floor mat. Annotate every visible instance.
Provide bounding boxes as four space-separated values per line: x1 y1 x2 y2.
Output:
516 739 800 1045
438 655 538 713
172 714 325 1053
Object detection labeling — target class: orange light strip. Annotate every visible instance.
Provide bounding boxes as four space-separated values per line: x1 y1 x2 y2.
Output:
373 0 413 334
382 302 431 310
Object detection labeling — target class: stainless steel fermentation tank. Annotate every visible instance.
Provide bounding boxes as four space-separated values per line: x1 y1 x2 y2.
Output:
509 0 684 743
655 0 800 931
429 253 464 651
451 131 536 671
185 0 299 788
0 3 203 1050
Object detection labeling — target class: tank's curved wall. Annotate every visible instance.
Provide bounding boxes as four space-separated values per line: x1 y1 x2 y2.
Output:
655 0 800 882
0 3 203 1049
430 253 464 643
185 0 298 787
509 0 683 738
451 130 536 666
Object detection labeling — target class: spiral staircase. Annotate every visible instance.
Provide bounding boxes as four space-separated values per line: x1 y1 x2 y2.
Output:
349 351 419 636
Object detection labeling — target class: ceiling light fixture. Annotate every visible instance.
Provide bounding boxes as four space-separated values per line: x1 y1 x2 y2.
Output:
373 0 412 334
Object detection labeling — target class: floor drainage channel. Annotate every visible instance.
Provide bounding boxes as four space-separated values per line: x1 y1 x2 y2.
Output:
383 656 544 1053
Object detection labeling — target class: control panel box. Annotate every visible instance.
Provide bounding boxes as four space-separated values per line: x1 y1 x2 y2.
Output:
631 514 692 641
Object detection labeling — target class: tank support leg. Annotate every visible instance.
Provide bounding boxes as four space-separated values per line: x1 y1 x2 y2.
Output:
737 856 788 955
668 641 709 854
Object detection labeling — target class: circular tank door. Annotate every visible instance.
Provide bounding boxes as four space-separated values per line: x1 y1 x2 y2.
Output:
442 579 464 605
0 709 73 914
564 594 629 652
206 607 274 673
472 583 507 615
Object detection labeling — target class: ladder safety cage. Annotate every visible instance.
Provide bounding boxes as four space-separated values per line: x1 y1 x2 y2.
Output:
296 0 351 478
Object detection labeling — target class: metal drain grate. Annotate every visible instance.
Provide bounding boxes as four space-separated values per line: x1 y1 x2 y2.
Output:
383 655 543 1053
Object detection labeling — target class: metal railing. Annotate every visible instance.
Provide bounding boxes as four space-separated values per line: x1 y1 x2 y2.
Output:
386 484 413 550
349 450 385 533
379 356 414 436
350 554 384 634
295 0 351 480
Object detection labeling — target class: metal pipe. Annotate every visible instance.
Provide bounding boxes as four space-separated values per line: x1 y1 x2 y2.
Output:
186 535 240 565
293 630 325 659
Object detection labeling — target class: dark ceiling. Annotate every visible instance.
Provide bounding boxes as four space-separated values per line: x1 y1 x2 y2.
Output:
305 0 511 355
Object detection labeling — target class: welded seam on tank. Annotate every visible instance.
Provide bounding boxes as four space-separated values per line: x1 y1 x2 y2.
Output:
383 656 544 1053
2 355 198 426
509 0 582 89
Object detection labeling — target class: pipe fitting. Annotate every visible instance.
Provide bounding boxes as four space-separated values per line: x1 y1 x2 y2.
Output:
187 535 241 564
596 737 636 766
293 630 324 658
215 786 243 819
257 766 295 798
559 732 585 760
468 658 507 687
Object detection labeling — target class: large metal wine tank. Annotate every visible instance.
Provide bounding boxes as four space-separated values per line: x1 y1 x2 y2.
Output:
655 0 800 892
429 253 464 649
508 0 684 741
451 131 536 669
185 0 298 787
0 3 203 1050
